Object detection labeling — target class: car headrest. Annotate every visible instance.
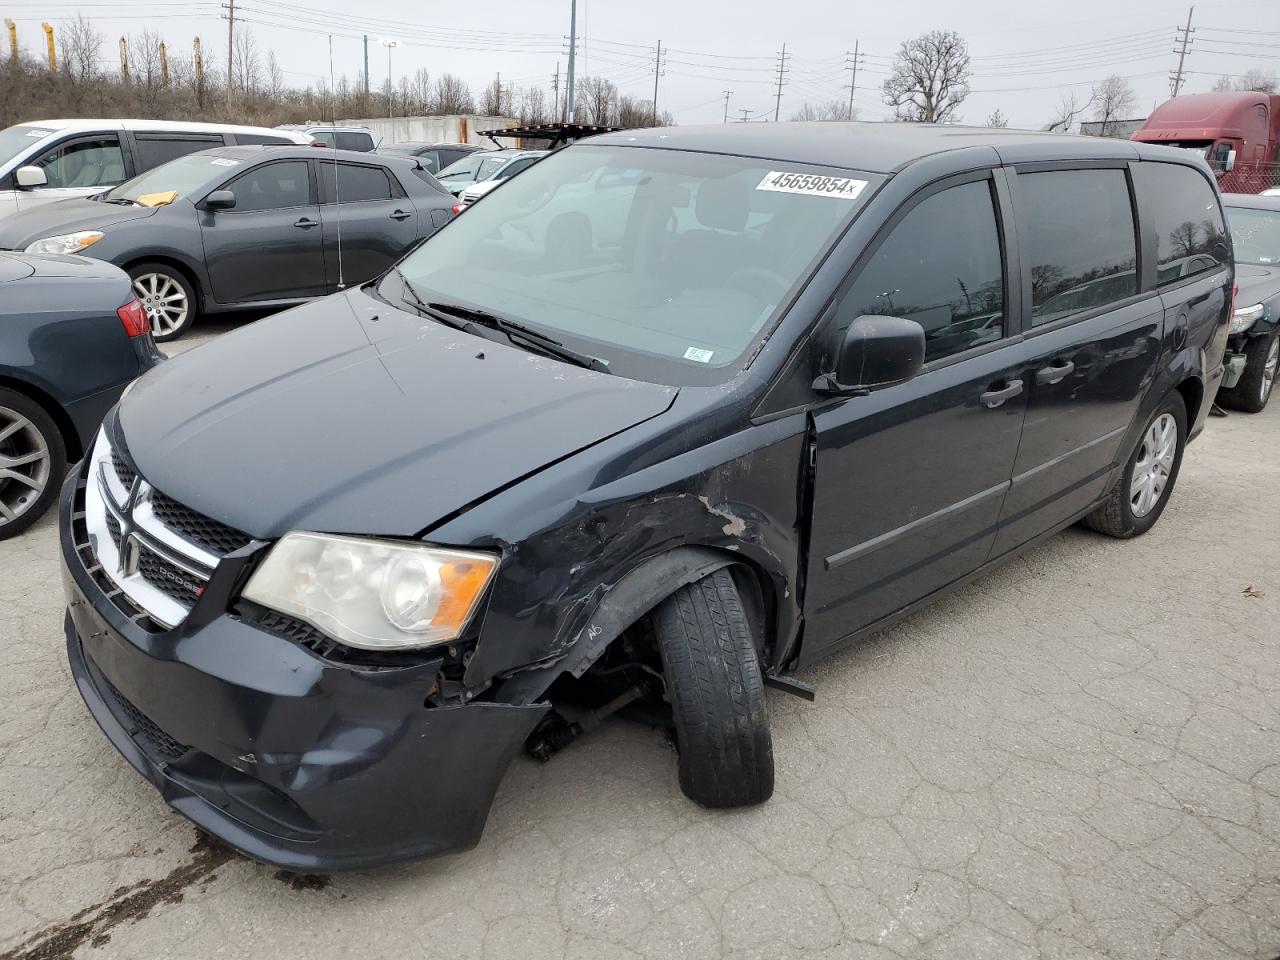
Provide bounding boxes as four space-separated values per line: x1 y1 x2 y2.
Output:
695 177 750 232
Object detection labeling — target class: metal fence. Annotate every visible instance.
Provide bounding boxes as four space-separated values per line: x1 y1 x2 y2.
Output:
1215 162 1280 195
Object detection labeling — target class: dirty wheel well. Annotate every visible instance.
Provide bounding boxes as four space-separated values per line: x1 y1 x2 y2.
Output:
1175 376 1204 425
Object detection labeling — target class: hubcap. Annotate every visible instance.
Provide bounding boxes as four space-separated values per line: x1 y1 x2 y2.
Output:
132 272 188 337
1262 337 1278 405
0 405 51 527
1129 412 1177 519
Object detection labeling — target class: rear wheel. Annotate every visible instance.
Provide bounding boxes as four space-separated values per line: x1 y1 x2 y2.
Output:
1082 393 1186 539
128 262 197 342
1218 329 1279 414
651 568 774 808
0 388 66 540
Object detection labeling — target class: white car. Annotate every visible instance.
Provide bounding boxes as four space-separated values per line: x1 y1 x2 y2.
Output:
0 119 310 219
1261 187 1280 197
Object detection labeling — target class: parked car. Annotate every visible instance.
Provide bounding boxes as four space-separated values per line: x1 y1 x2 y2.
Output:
1218 192 1280 411
457 151 546 206
0 251 160 539
279 124 379 152
0 146 457 341
376 141 485 175
436 148 545 196
0 120 309 220
60 124 1230 869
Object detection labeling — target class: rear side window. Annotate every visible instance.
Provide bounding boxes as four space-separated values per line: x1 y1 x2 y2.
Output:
336 132 374 151
226 160 312 211
320 162 395 202
135 136 223 170
1019 169 1138 326
1139 163 1229 283
234 134 294 146
835 179 1005 363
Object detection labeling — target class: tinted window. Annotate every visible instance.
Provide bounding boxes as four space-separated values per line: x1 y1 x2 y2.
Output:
319 163 394 202
310 131 335 146
234 134 293 145
416 151 441 173
135 136 223 170
226 160 311 211
336 132 374 151
1142 163 1230 281
34 136 127 188
836 180 1004 363
1020 169 1137 326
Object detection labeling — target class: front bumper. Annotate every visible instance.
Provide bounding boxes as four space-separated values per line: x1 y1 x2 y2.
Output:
60 470 547 871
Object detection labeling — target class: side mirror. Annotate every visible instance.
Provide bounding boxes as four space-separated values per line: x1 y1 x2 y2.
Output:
203 189 236 210
814 314 926 396
15 165 48 189
1224 149 1237 172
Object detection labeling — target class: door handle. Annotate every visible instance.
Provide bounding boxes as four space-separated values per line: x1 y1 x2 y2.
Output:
1035 359 1075 385
980 379 1024 408
389 209 412 221
294 217 319 229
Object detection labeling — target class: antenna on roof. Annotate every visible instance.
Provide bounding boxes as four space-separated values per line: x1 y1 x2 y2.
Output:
328 33 345 289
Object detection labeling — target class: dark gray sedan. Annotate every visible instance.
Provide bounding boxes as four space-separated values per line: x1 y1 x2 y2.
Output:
1 251 160 538
0 146 458 341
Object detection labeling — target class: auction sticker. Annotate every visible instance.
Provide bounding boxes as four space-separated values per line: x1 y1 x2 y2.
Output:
210 158 240 167
757 171 867 199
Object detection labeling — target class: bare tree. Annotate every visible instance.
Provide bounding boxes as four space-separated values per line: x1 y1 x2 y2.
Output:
431 73 474 114
480 75 502 116
266 50 283 101
575 76 618 125
1045 91 1093 133
1212 75 1234 92
790 100 858 121
985 108 1009 128
60 15 103 83
1091 74 1137 136
232 30 260 96
1237 69 1277 94
520 86 548 126
882 30 971 123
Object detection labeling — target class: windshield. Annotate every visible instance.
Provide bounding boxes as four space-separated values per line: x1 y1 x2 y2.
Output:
1226 205 1280 266
387 143 880 384
104 152 237 203
438 155 484 181
0 124 56 169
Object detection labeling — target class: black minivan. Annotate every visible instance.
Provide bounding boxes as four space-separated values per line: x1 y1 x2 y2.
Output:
60 123 1231 870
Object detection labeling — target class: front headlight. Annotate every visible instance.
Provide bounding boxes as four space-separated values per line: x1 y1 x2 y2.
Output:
24 231 104 256
1229 303 1264 335
242 533 498 651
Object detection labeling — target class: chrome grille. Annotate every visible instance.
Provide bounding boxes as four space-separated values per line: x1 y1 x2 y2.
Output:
84 429 245 628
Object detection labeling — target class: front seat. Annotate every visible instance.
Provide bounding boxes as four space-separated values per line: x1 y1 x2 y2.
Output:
667 177 751 291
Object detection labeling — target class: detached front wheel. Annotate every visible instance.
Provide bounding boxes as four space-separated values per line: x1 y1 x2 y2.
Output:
652 568 774 808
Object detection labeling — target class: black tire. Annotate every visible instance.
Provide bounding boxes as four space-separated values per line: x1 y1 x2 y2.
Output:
127 262 198 342
1218 328 1279 414
651 568 774 808
1082 393 1187 539
0 387 67 541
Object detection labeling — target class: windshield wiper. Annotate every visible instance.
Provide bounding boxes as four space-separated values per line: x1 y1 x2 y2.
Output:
99 197 137 206
425 300 610 373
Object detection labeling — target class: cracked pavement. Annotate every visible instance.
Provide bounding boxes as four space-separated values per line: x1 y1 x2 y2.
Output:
2 319 1278 959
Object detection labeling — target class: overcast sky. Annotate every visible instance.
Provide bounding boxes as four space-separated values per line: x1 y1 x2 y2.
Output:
8 0 1279 129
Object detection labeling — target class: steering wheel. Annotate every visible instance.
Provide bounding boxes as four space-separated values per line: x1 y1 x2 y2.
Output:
725 265 790 301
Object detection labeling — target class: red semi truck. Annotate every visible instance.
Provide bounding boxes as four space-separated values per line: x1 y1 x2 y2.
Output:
1132 91 1280 194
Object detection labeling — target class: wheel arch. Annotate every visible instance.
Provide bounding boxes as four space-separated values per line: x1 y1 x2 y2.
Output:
1175 373 1204 426
0 373 81 460
121 254 206 311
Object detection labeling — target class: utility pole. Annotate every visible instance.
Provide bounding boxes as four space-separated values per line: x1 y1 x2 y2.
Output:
1170 6 1194 97
738 107 751 122
4 20 17 63
381 37 398 119
722 89 733 123
845 41 864 120
225 0 235 102
552 62 561 121
773 43 789 122
159 41 168 85
194 36 205 108
119 36 129 82
42 22 55 73
651 40 663 126
566 0 577 123
363 35 369 97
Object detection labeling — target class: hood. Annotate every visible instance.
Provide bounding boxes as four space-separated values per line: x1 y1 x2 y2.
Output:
0 197 160 250
118 287 677 538
1234 263 1280 309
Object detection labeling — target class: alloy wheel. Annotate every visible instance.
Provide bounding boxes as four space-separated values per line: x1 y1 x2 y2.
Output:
0 406 51 528
133 272 189 338
1262 337 1279 406
1129 412 1177 519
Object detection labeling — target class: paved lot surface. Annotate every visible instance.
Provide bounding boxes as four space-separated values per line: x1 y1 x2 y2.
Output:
2 316 1278 960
